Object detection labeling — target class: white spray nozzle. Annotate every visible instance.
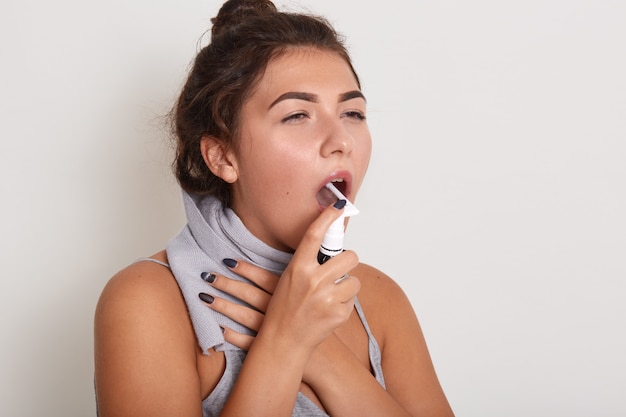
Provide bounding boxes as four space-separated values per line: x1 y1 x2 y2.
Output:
319 182 359 259
324 182 359 217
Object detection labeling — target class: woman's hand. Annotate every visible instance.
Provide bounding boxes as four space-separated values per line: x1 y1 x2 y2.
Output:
200 260 279 350
199 202 361 354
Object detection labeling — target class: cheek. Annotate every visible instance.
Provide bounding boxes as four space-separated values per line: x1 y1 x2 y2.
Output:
256 157 307 198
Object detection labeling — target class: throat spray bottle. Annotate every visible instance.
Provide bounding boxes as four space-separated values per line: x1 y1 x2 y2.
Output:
317 182 359 264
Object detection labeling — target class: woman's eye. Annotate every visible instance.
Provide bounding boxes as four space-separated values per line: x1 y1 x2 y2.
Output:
343 110 366 120
282 112 309 123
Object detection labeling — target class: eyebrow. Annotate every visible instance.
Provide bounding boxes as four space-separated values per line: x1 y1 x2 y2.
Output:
269 90 366 109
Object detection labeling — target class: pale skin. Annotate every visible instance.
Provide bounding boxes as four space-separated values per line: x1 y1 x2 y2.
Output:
94 48 454 416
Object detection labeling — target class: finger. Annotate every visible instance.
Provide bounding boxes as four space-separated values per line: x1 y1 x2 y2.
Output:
204 272 271 313
334 274 350 284
318 249 359 284
223 259 280 294
221 327 255 351
198 293 264 332
333 275 361 303
292 200 347 262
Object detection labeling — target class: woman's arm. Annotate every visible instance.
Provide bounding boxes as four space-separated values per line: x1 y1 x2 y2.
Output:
208 259 454 416
94 260 205 417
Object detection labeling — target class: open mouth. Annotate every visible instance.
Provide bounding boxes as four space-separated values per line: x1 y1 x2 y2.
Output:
316 179 348 208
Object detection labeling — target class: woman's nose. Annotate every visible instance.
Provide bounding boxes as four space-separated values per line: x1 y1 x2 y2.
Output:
320 119 354 158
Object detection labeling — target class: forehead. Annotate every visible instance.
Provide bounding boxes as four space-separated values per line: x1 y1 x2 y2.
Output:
252 48 360 98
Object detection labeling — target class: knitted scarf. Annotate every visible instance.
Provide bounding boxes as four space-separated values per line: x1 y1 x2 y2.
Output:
166 191 293 354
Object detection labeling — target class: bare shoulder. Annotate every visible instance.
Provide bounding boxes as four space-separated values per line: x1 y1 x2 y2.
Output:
94 250 197 355
351 262 413 314
351 262 407 302
95 251 190 334
350 262 418 345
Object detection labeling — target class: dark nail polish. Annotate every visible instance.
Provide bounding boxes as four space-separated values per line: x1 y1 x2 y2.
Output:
198 293 214 304
333 199 347 209
220 326 226 334
223 258 238 268
201 272 216 283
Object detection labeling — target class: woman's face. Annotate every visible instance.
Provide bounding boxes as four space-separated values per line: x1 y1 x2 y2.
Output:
229 48 372 252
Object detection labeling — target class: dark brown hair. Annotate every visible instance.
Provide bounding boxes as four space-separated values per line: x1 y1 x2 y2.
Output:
171 0 360 204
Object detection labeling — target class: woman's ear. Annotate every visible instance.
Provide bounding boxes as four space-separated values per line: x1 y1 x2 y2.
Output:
200 136 238 183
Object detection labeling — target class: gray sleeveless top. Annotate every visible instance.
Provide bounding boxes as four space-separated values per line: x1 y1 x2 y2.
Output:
161 191 385 416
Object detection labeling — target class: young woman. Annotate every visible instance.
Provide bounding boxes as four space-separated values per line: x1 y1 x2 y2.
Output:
94 1 454 416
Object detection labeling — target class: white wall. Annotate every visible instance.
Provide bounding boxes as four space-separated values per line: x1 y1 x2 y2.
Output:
1 1 624 416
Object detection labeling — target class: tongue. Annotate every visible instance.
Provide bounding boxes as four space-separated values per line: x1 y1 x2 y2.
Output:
316 186 338 208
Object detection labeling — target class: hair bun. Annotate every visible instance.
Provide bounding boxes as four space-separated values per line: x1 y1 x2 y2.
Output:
211 0 277 38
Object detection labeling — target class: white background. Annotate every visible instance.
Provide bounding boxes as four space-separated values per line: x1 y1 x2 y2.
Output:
1 1 624 416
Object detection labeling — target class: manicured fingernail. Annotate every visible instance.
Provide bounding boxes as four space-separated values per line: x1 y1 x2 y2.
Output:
220 326 226 334
223 258 238 268
333 199 347 209
201 272 216 283
198 293 214 304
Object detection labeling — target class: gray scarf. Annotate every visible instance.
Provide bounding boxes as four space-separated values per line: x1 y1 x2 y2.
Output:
166 191 293 354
